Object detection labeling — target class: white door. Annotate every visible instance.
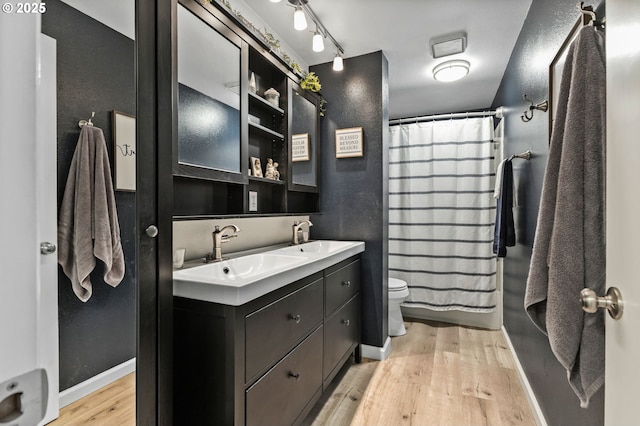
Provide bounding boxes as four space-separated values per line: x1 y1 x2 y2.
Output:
604 0 640 424
0 11 59 425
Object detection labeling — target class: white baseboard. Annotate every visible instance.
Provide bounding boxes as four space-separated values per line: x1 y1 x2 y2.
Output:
501 327 547 426
360 336 392 361
59 358 136 408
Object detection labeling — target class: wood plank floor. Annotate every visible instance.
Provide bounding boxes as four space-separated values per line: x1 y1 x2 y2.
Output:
48 320 535 426
48 372 135 426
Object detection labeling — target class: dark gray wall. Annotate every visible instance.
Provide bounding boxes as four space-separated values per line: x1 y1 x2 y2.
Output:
492 0 604 424
310 51 389 347
42 0 137 391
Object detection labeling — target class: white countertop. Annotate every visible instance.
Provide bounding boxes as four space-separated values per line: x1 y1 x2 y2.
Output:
173 240 365 305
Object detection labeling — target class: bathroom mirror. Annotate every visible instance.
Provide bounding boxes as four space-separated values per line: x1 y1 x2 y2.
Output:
177 3 244 179
290 86 319 190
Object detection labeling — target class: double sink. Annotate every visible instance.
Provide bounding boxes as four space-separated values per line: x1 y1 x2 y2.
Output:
173 240 365 306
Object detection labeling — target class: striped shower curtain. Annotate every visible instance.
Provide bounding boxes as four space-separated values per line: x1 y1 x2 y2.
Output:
388 117 497 312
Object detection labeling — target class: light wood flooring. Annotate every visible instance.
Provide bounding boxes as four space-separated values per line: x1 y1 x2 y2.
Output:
48 320 535 426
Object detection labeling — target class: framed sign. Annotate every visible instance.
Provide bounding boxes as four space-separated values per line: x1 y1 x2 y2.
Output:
291 133 310 162
112 110 136 191
335 127 363 158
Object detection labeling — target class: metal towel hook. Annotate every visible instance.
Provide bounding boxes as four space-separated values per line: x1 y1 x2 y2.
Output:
521 95 548 122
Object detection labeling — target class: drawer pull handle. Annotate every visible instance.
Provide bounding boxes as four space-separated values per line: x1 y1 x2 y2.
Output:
342 280 351 287
342 319 351 326
289 314 301 324
288 372 301 380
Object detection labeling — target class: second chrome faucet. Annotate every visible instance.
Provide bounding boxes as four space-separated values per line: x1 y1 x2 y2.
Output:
292 220 313 245
205 224 240 263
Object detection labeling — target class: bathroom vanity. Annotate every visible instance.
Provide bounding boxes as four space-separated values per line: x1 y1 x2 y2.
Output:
173 241 363 425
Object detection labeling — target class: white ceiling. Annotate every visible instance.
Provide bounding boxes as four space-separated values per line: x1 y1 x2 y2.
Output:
61 0 533 120
241 0 533 119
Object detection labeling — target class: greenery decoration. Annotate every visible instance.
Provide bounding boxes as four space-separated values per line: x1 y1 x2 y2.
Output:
300 72 321 93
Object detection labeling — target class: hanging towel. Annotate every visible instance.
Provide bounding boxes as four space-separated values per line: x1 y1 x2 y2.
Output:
493 158 506 199
493 159 515 257
58 125 125 302
525 26 606 408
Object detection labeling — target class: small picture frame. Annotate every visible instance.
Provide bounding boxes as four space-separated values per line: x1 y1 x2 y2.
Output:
112 110 136 191
250 157 263 177
291 133 310 162
335 127 363 158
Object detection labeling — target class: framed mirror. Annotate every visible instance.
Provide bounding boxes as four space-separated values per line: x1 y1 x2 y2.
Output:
289 85 319 191
176 1 247 183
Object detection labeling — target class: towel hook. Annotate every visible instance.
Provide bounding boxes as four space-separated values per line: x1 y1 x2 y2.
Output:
79 111 95 128
521 95 548 122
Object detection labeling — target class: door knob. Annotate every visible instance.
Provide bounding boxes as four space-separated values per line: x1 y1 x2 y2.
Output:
145 225 159 238
581 287 624 320
40 242 56 255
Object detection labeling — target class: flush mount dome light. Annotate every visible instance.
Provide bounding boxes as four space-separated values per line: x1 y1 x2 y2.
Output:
433 60 470 82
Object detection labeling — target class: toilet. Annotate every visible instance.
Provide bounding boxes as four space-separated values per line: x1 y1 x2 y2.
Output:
388 278 410 336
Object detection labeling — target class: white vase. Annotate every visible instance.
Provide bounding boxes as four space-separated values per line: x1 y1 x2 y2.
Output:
249 72 257 94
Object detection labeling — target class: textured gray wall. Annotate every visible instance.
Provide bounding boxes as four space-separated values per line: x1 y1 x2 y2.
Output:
310 51 389 347
492 0 605 424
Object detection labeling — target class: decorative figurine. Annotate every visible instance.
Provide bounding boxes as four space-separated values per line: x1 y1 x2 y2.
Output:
251 157 263 177
265 158 275 179
273 162 280 180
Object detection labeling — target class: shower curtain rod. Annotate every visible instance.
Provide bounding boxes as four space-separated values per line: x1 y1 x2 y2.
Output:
389 106 504 126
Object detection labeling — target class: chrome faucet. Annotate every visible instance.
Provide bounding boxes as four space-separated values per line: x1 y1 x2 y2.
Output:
292 220 313 245
205 224 240 263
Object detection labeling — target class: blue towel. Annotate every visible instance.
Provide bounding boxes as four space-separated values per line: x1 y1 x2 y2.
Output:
493 159 515 257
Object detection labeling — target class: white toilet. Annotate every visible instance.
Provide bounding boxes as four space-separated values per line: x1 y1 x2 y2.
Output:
388 278 410 336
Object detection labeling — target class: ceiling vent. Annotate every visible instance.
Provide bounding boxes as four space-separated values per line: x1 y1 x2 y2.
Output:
430 32 467 58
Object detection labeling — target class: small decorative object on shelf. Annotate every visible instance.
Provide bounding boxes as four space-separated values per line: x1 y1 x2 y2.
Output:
264 158 275 179
273 162 280 180
264 88 280 107
249 72 257 94
251 156 263 177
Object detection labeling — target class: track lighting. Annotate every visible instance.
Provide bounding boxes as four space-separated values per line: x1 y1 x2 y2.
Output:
332 52 343 71
312 29 324 52
293 5 307 31
285 0 345 69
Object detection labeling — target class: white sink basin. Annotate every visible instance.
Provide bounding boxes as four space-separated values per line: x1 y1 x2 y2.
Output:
275 240 356 255
173 240 365 305
174 253 305 283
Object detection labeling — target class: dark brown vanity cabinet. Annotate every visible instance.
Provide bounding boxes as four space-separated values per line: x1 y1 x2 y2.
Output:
173 256 361 425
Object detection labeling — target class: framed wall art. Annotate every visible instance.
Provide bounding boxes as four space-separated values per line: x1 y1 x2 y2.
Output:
112 110 136 191
335 127 363 158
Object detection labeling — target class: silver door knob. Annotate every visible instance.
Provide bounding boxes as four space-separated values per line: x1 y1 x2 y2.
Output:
40 242 57 255
145 225 159 238
581 287 624 320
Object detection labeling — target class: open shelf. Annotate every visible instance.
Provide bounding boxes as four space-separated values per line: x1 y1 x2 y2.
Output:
249 175 285 185
249 91 284 115
249 121 285 141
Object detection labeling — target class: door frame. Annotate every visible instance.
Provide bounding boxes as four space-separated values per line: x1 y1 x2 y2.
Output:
136 0 175 423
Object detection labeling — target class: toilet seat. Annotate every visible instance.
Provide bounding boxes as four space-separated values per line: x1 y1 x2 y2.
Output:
389 278 407 291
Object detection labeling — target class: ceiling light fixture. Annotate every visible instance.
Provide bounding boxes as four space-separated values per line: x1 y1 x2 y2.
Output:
312 28 325 52
270 0 282 3
433 60 470 82
333 52 344 71
293 4 307 31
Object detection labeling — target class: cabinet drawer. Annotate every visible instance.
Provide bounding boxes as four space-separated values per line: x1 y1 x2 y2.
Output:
245 278 323 382
325 259 361 316
246 326 323 426
323 295 360 381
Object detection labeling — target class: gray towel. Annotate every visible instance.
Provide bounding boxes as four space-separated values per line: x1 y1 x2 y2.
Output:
58 126 125 302
525 26 605 408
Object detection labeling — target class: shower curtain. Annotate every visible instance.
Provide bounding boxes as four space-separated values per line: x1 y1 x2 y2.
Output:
388 117 497 312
